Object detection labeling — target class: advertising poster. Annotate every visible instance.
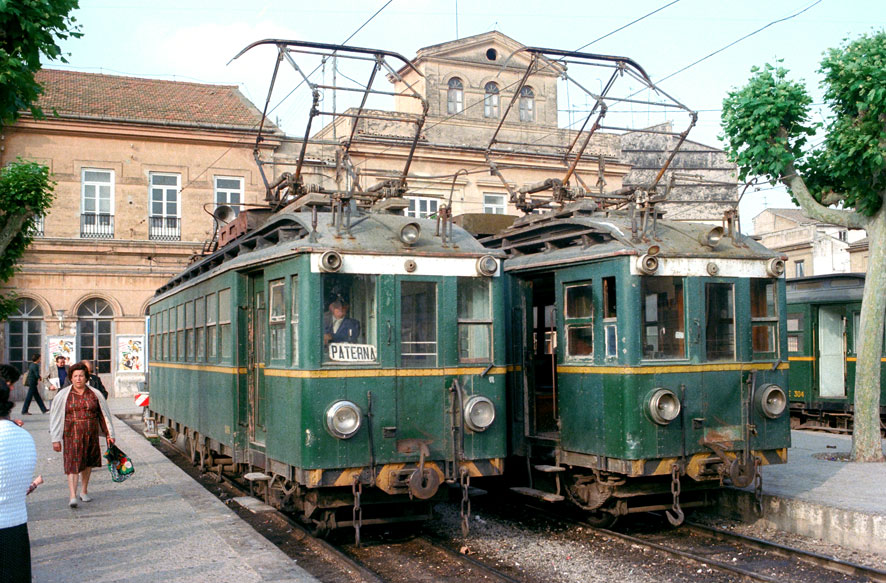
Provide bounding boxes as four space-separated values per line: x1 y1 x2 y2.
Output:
48 336 76 364
117 336 144 371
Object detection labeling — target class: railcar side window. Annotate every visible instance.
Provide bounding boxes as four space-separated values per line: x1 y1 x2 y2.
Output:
401 281 437 367
218 288 232 360
162 309 169 360
206 293 217 360
564 283 593 359
291 276 299 366
751 279 778 359
185 300 195 360
705 283 735 361
787 314 804 352
642 277 685 360
196 297 205 361
457 278 492 363
323 274 376 363
269 279 286 360
177 304 185 361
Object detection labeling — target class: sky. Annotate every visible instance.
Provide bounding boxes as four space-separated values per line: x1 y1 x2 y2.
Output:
46 0 884 231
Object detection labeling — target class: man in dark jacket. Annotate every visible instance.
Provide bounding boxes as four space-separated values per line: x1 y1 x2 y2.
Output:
83 360 108 399
22 353 48 415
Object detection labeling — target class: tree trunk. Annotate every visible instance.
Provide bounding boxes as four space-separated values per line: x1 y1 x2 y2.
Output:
0 212 31 257
851 211 886 462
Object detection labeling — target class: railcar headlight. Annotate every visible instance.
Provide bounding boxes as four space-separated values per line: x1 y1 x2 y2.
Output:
325 401 362 439
637 254 659 275
476 255 498 276
699 226 724 248
464 396 495 432
647 388 681 425
756 384 787 419
766 258 786 277
399 222 421 246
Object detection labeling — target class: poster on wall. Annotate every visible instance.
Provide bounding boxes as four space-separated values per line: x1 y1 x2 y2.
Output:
47 336 76 364
117 336 144 372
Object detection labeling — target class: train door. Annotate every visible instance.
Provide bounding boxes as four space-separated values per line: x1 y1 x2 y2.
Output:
818 306 846 398
247 272 267 445
522 274 559 438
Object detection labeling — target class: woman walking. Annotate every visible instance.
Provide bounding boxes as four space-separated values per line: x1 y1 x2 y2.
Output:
0 372 39 582
49 362 115 507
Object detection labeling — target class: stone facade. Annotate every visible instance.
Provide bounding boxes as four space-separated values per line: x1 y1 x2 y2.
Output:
1 70 279 397
752 208 866 278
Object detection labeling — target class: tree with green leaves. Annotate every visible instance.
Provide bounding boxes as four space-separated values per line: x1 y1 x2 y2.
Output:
0 0 80 318
721 31 886 462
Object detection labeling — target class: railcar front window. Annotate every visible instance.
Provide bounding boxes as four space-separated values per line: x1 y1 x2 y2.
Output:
565 283 593 359
401 281 437 367
269 279 286 360
458 278 492 363
705 283 735 361
751 279 778 358
322 274 377 363
642 277 685 360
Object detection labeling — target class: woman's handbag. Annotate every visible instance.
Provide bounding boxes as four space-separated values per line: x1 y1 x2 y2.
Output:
104 443 135 482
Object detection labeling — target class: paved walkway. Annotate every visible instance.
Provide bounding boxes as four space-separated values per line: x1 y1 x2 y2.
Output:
15 397 318 583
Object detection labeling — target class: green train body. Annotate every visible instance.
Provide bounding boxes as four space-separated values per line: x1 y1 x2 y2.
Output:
786 274 886 434
147 209 508 529
483 203 791 523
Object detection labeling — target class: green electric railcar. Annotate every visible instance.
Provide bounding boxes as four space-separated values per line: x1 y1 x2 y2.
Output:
484 202 791 526
786 274 886 434
146 208 508 534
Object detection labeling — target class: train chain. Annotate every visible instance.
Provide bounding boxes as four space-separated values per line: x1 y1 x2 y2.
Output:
459 467 471 537
666 464 685 526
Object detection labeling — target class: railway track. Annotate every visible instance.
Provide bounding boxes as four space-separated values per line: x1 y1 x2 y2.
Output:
511 497 885 583
136 419 525 583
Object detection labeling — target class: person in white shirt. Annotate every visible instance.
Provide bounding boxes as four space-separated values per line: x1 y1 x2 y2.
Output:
0 374 40 583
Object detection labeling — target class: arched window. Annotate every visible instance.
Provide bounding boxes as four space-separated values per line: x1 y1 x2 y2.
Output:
78 298 113 374
484 82 500 118
6 298 43 375
519 86 535 122
447 78 464 115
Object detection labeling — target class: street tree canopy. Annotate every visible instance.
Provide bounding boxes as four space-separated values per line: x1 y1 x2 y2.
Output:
0 0 80 318
721 31 886 462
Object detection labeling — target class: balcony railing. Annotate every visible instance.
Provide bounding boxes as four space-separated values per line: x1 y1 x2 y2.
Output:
30 216 44 238
149 216 181 241
80 213 114 239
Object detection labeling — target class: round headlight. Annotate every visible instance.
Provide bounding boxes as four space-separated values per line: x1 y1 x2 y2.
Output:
648 388 681 425
477 255 498 276
756 384 787 419
399 222 421 246
766 258 786 277
464 396 495 432
325 401 362 439
699 226 724 248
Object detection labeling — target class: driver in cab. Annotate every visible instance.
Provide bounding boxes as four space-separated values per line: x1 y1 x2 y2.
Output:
324 300 361 345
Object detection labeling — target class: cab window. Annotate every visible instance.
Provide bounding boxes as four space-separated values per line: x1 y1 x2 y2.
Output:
751 279 778 359
401 281 437 367
642 277 685 360
457 278 492 363
323 274 376 363
269 279 286 360
705 282 735 361
564 282 593 359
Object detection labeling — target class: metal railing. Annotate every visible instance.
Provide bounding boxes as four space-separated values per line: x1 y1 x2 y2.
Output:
80 213 114 238
149 216 181 241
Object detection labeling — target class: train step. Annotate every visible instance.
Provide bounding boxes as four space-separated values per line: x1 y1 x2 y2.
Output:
534 464 565 473
510 486 565 503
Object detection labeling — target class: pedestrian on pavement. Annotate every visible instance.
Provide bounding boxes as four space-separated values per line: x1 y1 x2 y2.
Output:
49 362 116 508
21 353 48 415
47 354 70 389
0 381 38 583
83 359 108 399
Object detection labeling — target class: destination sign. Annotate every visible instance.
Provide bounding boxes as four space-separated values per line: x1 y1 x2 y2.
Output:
329 343 377 362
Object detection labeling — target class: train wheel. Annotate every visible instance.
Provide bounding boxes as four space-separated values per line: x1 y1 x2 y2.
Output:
310 510 334 538
583 505 618 528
